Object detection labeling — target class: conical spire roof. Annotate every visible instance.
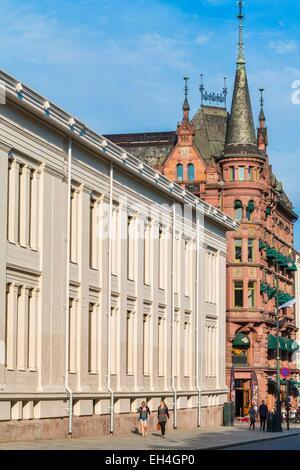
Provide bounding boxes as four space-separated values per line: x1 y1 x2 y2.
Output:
223 1 263 159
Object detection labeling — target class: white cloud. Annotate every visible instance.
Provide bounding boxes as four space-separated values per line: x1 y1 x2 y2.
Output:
268 40 298 54
195 34 211 45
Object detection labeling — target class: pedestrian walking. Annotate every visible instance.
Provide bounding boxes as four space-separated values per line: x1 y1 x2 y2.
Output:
138 401 151 437
157 400 169 438
249 404 256 430
258 400 268 431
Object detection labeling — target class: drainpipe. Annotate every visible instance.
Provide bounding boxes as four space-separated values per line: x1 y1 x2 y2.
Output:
171 202 177 429
65 138 73 437
196 209 201 427
107 162 114 435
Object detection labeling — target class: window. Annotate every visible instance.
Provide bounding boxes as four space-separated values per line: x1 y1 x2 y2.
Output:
234 281 243 308
206 250 217 304
184 239 191 297
248 240 254 263
246 200 255 221
70 189 78 263
144 221 152 286
88 303 97 373
69 298 77 373
174 235 181 294
28 288 37 371
143 314 151 376
229 167 235 181
234 200 243 221
248 166 254 181
174 313 180 377
110 307 118 375
234 239 242 262
158 227 166 290
126 310 135 375
238 167 245 181
158 316 165 376
127 215 135 281
188 163 195 181
205 322 217 378
89 197 98 270
248 281 256 308
176 163 183 181
184 314 192 377
111 209 119 276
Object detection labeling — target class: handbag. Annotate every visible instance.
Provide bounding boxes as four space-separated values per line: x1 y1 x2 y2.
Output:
157 421 161 431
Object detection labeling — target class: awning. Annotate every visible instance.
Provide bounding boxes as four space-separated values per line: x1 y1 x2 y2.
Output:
268 335 288 351
260 282 268 294
287 263 298 272
268 335 299 352
247 201 255 212
259 240 267 250
266 247 278 260
232 332 250 348
278 254 289 268
286 339 300 353
235 200 243 209
266 286 276 300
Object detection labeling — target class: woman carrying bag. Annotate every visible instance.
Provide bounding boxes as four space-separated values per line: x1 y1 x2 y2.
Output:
157 399 169 438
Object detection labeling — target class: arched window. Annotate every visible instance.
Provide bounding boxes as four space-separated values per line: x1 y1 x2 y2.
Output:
188 163 195 181
234 200 243 221
177 163 183 181
246 200 255 221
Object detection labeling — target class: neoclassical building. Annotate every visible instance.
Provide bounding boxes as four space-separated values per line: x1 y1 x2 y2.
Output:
0 69 236 442
107 2 299 415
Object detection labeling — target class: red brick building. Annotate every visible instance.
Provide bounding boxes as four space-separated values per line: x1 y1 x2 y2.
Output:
105 3 299 415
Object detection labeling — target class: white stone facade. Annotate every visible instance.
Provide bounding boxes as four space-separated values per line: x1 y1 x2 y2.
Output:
0 70 236 440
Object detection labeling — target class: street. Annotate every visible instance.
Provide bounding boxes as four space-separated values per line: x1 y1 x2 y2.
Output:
0 425 300 450
224 433 300 450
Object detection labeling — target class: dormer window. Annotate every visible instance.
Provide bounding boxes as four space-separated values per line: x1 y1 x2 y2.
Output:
188 163 195 181
177 163 183 181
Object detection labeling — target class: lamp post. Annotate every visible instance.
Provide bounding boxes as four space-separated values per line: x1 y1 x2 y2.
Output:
273 244 293 432
274 263 282 432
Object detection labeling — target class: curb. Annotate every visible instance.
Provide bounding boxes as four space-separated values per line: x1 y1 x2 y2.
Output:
202 430 300 450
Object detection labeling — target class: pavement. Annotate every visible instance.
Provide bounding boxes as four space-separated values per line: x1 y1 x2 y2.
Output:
0 423 300 450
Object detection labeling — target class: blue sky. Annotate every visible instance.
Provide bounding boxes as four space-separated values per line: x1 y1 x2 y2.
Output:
1 0 299 245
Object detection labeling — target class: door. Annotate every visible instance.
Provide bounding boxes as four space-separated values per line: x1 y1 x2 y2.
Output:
235 389 244 417
244 390 250 416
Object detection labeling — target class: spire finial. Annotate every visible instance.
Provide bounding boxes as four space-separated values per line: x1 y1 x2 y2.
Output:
184 76 189 99
237 0 245 66
259 88 264 110
182 76 190 118
258 88 266 124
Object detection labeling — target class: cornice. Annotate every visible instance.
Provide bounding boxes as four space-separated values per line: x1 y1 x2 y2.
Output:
0 69 238 233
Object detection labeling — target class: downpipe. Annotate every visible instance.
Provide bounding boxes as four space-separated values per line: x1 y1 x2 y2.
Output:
107 162 114 435
65 138 73 437
171 202 177 430
196 209 201 427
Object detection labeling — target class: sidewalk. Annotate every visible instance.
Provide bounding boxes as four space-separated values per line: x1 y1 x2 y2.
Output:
0 423 299 450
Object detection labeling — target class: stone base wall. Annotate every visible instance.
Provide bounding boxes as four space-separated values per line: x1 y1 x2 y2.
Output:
0 406 224 443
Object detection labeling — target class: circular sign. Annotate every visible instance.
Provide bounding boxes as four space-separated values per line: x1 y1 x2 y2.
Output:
280 367 291 378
